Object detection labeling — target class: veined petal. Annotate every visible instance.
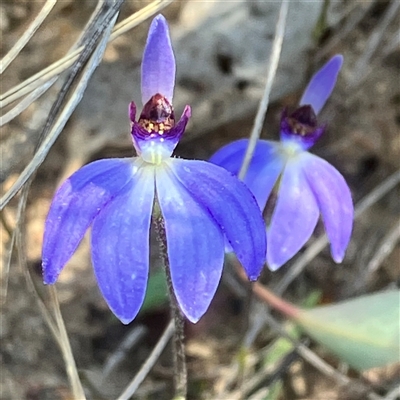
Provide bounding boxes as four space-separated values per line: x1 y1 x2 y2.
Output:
156 166 224 323
267 157 319 270
209 139 284 211
141 15 175 104
91 166 155 324
301 152 353 263
167 158 266 280
300 55 343 115
42 158 137 284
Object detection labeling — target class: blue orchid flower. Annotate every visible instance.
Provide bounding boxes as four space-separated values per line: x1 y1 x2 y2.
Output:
42 15 266 324
210 55 353 271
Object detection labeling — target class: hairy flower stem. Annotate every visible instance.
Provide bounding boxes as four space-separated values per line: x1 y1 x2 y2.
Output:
153 202 187 400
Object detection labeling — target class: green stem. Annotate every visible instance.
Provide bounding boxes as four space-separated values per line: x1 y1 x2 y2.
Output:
153 207 187 400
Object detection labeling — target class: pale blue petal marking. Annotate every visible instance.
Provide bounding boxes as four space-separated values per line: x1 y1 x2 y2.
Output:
267 157 319 270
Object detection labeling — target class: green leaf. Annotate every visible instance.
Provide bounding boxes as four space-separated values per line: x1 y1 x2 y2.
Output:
140 269 168 315
262 381 283 400
264 323 299 367
295 290 400 370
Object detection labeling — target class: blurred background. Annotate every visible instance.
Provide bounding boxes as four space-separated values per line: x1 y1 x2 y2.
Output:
1 0 399 399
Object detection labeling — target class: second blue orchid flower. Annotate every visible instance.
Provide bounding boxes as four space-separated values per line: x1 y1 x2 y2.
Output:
42 15 266 324
211 56 354 270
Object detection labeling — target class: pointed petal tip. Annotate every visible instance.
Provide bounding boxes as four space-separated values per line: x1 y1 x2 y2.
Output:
300 54 344 115
129 101 136 122
184 311 201 324
331 54 344 68
43 276 57 285
266 260 283 272
112 305 141 325
248 273 261 282
182 104 191 118
118 315 135 325
147 15 169 40
142 14 175 104
151 14 167 27
42 258 60 284
332 251 345 264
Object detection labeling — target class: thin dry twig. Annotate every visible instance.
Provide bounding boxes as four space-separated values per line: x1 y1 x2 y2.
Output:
14 211 61 347
0 0 58 74
316 1 375 61
117 320 175 400
0 7 122 210
233 261 386 400
383 28 400 56
274 169 400 295
349 0 400 88
0 0 107 126
229 345 298 400
0 210 15 304
47 286 86 399
1 79 56 126
383 385 400 400
4 6 121 399
0 0 174 210
0 0 109 302
102 325 148 378
238 0 289 180
0 0 174 107
265 313 350 384
364 218 400 283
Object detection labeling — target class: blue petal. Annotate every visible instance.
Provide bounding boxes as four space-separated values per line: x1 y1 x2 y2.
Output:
209 139 284 211
141 15 175 104
167 158 266 280
300 55 343 115
267 157 319 270
91 166 155 324
301 153 353 263
156 166 224 323
42 158 137 284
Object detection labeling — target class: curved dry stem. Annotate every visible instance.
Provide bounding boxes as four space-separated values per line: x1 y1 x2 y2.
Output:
363 217 400 284
349 0 400 88
0 0 174 107
117 320 174 400
0 11 118 210
238 0 289 180
12 182 84 398
0 0 58 74
47 286 86 399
